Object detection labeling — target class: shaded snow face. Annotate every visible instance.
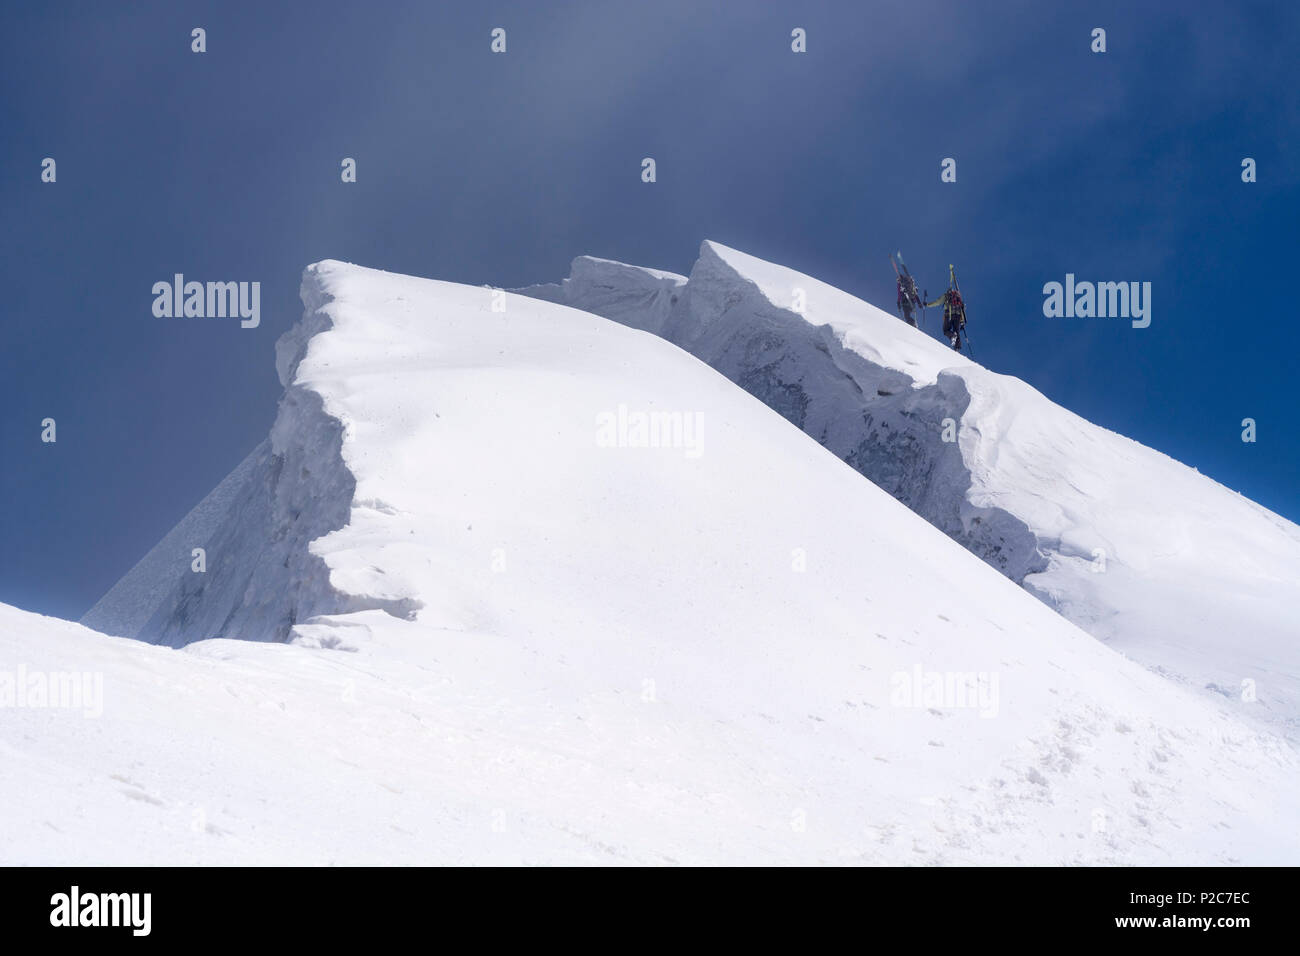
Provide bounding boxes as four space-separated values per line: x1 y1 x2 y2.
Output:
82 271 407 646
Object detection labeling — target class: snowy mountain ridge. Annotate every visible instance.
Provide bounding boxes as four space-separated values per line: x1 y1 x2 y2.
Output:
520 241 1300 740
12 256 1297 863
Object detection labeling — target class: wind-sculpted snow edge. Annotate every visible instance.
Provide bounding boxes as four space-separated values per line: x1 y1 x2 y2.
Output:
522 242 1052 588
82 265 423 647
269 263 428 636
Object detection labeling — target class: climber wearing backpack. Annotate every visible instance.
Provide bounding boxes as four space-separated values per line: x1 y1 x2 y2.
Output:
890 252 924 328
926 264 967 351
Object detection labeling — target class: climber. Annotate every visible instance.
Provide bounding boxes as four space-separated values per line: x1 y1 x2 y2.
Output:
926 264 967 351
890 253 924 328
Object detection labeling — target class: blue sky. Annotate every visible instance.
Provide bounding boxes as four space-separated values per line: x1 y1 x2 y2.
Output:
3 0 1297 620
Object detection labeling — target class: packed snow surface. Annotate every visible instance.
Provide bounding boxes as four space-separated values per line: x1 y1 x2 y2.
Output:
10 259 1294 864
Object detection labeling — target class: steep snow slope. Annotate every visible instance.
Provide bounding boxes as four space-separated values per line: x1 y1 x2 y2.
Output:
519 242 1300 741
44 260 1297 864
80 440 271 639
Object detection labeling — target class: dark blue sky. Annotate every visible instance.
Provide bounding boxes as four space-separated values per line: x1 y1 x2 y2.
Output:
3 0 1297 620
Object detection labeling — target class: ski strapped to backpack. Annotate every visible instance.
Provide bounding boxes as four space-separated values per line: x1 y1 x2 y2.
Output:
893 251 925 327
948 264 963 320
948 264 973 359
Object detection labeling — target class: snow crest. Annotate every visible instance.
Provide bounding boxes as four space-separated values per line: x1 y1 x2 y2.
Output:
523 243 1046 581
81 265 418 646
520 240 1300 739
